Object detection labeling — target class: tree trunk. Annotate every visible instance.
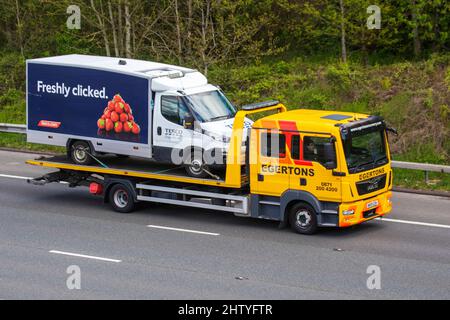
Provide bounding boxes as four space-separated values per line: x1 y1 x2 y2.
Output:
118 0 123 56
108 0 119 57
174 0 183 64
15 0 24 57
339 0 347 63
124 0 132 58
187 0 193 56
411 0 421 58
90 0 111 56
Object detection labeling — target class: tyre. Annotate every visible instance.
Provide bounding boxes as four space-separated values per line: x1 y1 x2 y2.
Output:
108 184 135 213
184 149 209 178
288 202 318 235
70 141 94 165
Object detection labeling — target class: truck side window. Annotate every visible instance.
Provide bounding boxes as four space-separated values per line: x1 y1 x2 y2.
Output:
291 135 300 160
303 136 334 166
261 132 286 158
161 96 190 126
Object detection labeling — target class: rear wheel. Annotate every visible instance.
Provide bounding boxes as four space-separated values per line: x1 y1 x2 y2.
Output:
288 203 318 235
70 141 93 165
108 184 135 213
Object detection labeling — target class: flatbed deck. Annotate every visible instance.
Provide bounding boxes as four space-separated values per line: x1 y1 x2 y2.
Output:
26 155 248 188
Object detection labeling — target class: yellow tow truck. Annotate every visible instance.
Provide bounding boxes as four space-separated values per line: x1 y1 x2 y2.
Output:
27 101 393 234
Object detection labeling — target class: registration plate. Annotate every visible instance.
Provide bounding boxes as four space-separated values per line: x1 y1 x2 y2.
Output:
366 200 379 209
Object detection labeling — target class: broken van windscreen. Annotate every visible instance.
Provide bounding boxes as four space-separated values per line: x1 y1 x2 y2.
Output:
184 90 236 122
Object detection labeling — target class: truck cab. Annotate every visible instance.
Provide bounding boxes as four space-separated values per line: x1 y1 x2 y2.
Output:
248 108 393 234
146 69 253 177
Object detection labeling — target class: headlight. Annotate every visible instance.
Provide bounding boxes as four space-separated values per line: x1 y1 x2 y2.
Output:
342 209 355 216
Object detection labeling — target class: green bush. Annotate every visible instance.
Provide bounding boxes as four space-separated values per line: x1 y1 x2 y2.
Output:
325 64 357 92
0 53 25 95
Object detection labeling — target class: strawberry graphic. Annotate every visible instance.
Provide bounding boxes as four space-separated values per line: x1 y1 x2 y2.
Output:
113 94 123 103
114 121 123 133
108 101 115 111
98 94 140 137
97 118 105 129
131 122 140 135
105 118 114 131
124 121 133 133
115 102 125 114
120 113 128 123
110 111 119 122
104 109 112 119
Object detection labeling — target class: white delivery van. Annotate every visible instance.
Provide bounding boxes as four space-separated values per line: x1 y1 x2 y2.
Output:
26 54 252 177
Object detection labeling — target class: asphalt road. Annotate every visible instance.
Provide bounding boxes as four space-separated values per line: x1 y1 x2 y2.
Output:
0 150 449 299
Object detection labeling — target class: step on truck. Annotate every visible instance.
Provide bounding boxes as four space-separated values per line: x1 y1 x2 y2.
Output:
27 101 394 235
26 54 252 178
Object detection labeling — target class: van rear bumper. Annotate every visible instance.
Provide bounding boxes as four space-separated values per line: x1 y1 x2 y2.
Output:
339 191 392 227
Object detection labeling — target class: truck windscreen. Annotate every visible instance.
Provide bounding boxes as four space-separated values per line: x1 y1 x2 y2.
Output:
343 127 388 174
184 90 236 122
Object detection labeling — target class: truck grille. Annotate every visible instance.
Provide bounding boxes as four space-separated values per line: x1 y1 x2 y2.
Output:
356 174 387 196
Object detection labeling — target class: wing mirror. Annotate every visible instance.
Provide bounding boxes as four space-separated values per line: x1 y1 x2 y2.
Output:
323 142 337 170
183 114 195 130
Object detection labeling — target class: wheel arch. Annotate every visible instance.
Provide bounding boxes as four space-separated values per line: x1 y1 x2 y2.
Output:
280 189 322 224
103 177 138 204
66 138 96 156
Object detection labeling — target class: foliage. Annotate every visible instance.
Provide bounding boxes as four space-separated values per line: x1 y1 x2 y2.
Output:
0 0 448 190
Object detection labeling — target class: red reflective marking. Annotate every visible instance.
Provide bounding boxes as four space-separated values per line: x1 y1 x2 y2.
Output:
278 121 298 131
38 120 61 129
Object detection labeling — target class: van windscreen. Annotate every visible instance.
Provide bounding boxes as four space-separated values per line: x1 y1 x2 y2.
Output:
184 90 236 122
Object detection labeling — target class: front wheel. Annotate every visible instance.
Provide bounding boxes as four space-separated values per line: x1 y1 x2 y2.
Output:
184 150 209 178
288 203 318 235
108 184 135 213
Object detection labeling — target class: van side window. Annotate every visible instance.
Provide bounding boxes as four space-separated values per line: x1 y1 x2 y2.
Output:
161 96 190 125
303 136 334 166
261 132 286 158
291 135 300 160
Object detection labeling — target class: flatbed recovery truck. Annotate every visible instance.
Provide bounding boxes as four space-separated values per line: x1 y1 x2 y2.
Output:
27 101 393 234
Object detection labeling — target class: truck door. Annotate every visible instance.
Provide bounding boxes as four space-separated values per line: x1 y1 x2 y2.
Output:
254 129 290 196
153 93 194 162
289 133 342 203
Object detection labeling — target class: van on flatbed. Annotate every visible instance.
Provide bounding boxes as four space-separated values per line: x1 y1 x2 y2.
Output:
26 54 252 178
27 101 394 234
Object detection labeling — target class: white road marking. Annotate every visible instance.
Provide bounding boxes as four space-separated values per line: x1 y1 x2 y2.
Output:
377 217 450 229
0 174 32 180
147 225 220 236
49 250 122 263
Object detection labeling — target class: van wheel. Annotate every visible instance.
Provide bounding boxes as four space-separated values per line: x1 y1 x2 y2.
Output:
185 150 209 178
289 203 318 235
108 184 135 213
70 141 93 165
